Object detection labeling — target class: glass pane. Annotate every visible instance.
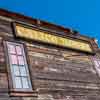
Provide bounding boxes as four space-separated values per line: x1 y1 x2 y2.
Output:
19 66 27 76
22 77 29 88
18 56 25 65
98 60 100 65
14 77 22 88
16 46 23 55
8 44 16 54
10 55 18 64
12 65 20 76
94 60 99 67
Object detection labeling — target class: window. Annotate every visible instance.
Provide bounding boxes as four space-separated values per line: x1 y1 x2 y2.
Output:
93 57 100 75
94 58 100 68
6 42 32 90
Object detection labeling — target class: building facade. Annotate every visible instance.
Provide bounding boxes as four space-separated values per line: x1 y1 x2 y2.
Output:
0 9 100 100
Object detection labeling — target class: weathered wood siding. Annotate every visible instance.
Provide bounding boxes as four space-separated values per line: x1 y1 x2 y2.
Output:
0 17 100 100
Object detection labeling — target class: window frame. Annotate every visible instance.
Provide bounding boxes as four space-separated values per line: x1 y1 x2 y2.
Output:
4 40 33 93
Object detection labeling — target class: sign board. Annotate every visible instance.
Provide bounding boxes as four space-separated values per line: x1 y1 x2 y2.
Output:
15 24 93 53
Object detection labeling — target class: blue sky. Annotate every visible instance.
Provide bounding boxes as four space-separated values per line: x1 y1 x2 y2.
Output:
0 0 99 46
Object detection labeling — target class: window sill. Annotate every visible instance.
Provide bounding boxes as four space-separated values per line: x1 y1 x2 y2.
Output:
9 90 38 97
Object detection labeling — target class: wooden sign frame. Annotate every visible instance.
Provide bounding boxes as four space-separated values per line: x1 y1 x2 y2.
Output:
12 22 94 54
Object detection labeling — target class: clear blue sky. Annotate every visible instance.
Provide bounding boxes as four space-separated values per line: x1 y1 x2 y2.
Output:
0 0 99 46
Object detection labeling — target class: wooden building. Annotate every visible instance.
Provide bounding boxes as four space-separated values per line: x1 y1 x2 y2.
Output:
0 9 100 100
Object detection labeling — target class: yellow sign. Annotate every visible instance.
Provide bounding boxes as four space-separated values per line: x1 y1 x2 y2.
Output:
15 24 92 53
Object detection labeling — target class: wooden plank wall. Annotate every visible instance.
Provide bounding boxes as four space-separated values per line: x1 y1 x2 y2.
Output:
26 42 100 100
0 17 100 100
